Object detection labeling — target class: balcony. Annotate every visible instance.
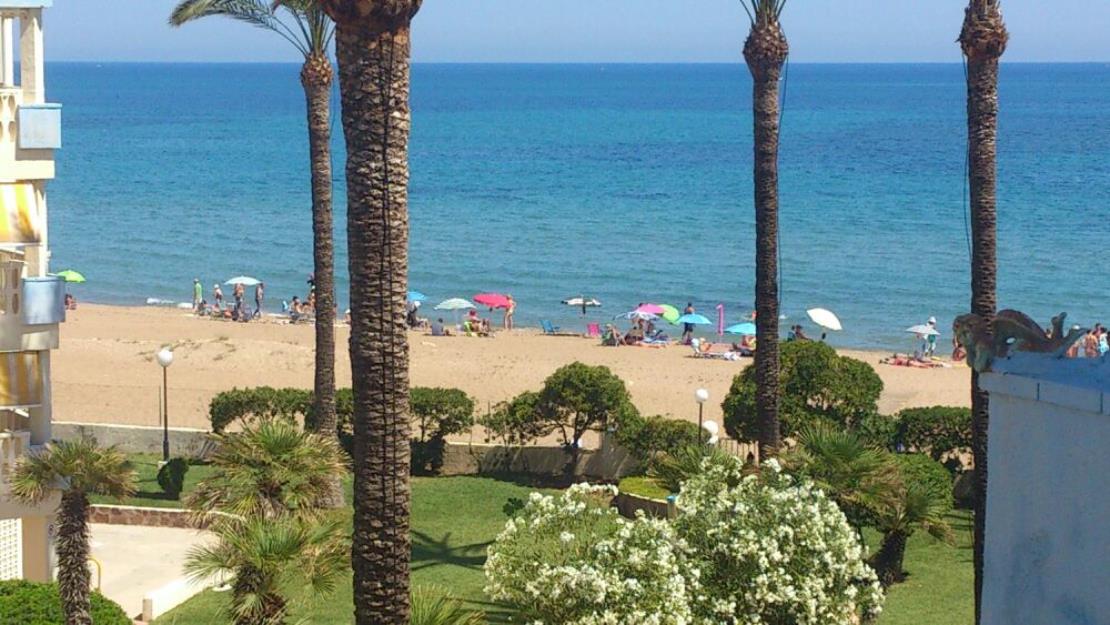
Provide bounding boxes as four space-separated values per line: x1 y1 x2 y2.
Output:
0 260 60 352
0 86 57 182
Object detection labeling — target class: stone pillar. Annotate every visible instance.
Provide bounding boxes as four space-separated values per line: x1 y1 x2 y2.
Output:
19 9 44 104
20 514 53 582
1 15 14 87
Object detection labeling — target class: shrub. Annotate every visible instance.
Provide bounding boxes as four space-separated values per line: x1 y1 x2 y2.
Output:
0 580 130 625
723 341 883 442
856 412 898 450
676 455 885 624
480 391 546 446
485 484 695 624
208 386 312 433
410 387 475 474
535 362 640 451
615 414 703 467
411 586 485 625
648 444 735 494
894 406 972 466
156 457 189 499
892 453 953 512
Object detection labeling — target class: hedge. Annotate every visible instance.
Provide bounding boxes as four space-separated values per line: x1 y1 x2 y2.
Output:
894 406 972 465
0 580 130 625
893 453 954 512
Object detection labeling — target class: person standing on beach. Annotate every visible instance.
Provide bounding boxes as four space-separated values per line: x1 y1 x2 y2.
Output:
255 282 265 318
192 279 203 312
682 302 695 345
504 295 516 330
213 283 223 308
233 282 245 318
926 316 939 357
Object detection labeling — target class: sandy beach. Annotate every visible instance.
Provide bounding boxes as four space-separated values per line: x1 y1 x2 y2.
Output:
51 304 971 440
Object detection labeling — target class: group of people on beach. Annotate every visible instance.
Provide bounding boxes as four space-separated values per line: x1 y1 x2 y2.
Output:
191 276 320 323
1068 323 1109 358
407 295 516 338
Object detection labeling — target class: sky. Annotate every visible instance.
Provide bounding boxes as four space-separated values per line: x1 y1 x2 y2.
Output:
42 0 1110 63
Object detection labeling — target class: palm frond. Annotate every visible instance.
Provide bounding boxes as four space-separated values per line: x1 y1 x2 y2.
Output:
740 0 787 25
411 586 486 625
169 0 318 57
10 437 136 504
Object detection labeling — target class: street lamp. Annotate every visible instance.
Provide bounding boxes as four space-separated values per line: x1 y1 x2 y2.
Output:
157 348 174 462
694 388 709 432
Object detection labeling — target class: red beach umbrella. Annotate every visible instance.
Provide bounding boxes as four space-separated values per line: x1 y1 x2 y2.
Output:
474 293 511 309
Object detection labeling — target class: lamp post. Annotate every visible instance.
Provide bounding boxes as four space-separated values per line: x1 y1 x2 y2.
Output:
694 388 709 433
157 348 174 462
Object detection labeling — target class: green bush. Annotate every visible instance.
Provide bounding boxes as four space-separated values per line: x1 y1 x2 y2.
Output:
649 444 735 494
410 387 475 475
156 457 189 499
856 412 898 450
893 453 953 512
616 414 703 468
894 406 972 465
480 391 547 445
208 386 313 433
722 341 883 441
0 580 130 625
536 362 640 449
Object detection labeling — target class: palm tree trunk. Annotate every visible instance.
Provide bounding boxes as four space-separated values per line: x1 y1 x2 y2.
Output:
960 4 1007 621
872 530 909 587
302 53 344 509
56 491 92 625
744 19 789 460
335 17 414 625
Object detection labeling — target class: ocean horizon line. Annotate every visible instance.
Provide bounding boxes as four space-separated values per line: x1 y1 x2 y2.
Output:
44 59 1110 67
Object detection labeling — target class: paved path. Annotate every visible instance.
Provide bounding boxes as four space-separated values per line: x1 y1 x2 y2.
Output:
89 523 211 620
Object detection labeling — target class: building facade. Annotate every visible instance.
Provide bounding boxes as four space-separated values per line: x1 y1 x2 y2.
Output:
0 0 64 582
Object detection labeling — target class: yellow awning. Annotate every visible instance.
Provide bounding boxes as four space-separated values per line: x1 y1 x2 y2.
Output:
0 352 42 409
0 183 42 246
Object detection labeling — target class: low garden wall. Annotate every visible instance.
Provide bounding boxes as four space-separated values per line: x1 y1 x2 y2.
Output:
88 505 196 529
613 492 670 519
53 422 213 458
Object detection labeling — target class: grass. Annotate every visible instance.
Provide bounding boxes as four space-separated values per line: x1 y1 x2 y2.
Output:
150 464 971 624
617 475 670 500
90 454 217 509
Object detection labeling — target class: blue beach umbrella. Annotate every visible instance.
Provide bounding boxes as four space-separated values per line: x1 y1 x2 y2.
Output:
408 290 427 302
725 322 757 335
675 313 712 326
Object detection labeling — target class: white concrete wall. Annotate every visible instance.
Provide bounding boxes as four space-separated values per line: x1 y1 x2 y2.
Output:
980 354 1109 625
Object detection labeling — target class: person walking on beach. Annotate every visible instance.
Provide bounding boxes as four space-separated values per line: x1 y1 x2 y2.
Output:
254 282 265 318
681 302 695 345
192 279 203 312
233 282 245 318
504 295 516 330
213 283 223 308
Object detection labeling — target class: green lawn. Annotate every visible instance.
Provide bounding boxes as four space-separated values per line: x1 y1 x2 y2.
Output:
90 454 217 509
150 469 971 624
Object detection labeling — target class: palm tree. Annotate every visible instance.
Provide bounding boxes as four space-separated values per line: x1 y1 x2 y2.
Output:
169 2 343 504
869 481 955 587
186 515 347 625
186 418 347 522
410 586 485 625
742 0 789 459
10 438 137 625
781 425 899 533
316 1 423 622
958 2 1008 620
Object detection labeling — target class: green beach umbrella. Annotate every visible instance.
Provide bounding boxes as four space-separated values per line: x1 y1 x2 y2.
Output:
55 270 86 283
658 304 680 324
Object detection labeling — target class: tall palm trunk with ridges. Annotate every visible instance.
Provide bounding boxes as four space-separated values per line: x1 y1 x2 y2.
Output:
302 52 343 507
744 11 789 459
959 2 1007 622
325 1 422 622
56 491 92 625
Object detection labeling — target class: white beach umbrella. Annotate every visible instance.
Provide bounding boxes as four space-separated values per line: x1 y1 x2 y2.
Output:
906 324 940 336
807 308 843 332
225 276 261 286
562 297 602 307
434 298 476 311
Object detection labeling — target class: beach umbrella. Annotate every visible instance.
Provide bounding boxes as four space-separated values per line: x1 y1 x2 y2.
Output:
408 290 427 302
474 293 511 309
906 324 939 336
435 298 476 311
616 310 658 321
54 270 85 283
635 303 665 315
562 296 601 307
725 322 757 335
807 308 843 332
657 304 680 324
676 313 712 326
225 276 261 286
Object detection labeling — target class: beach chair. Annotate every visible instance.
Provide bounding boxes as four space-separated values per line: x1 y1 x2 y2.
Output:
586 322 601 338
541 320 560 334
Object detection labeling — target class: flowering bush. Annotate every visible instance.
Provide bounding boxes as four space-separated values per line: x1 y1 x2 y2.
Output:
675 455 884 624
484 483 696 625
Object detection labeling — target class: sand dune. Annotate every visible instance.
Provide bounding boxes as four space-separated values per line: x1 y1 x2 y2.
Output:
52 304 971 439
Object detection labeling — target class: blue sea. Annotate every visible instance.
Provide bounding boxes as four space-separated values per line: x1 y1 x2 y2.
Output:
45 63 1110 350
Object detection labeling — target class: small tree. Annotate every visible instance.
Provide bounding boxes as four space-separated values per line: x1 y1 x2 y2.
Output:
723 341 883 442
869 454 955 586
895 406 972 467
480 391 546 446
11 439 137 625
536 363 639 471
615 414 704 468
409 387 474 473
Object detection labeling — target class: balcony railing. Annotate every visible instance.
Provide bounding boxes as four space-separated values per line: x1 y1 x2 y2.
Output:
0 86 19 162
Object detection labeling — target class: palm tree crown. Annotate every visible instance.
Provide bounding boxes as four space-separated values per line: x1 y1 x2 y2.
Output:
170 0 333 58
10 437 136 504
